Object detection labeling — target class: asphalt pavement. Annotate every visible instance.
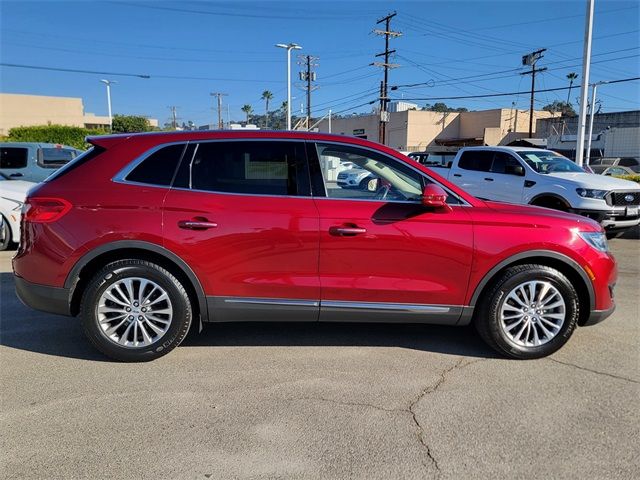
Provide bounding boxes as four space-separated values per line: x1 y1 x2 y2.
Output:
1 231 638 480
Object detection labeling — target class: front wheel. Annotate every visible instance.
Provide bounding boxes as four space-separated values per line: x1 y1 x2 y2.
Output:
80 259 193 362
0 216 12 251
475 264 579 359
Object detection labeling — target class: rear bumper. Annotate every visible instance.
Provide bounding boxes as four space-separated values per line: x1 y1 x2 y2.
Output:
583 304 616 326
15 275 71 316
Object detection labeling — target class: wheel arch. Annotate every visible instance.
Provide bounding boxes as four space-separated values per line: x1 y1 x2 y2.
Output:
529 193 571 209
469 250 594 326
66 240 208 325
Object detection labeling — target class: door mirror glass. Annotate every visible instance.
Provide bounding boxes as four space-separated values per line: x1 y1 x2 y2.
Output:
507 164 525 176
422 184 452 211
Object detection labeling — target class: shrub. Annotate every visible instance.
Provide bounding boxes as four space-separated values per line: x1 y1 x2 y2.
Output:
613 174 640 183
112 115 151 133
6 125 106 150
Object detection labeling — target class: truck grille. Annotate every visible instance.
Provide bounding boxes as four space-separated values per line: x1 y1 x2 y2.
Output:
606 191 640 207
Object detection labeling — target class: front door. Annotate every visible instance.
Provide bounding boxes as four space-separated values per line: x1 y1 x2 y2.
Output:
310 142 474 324
162 140 320 322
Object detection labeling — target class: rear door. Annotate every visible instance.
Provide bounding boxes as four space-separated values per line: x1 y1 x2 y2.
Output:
162 139 320 322
452 150 493 198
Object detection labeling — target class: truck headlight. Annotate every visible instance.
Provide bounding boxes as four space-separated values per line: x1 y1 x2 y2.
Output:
576 188 607 199
578 231 609 252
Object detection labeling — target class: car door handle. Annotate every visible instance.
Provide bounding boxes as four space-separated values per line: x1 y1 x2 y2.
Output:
9 173 23 177
453 173 462 177
484 177 494 181
178 218 218 230
329 226 367 236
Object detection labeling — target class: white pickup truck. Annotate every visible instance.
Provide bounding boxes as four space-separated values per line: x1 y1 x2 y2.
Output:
430 146 640 234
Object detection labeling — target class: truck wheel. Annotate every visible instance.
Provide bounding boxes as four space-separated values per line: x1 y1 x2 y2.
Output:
80 259 193 362
475 264 579 359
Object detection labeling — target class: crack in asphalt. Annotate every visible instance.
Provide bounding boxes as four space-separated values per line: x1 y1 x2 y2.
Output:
548 358 640 384
293 357 486 478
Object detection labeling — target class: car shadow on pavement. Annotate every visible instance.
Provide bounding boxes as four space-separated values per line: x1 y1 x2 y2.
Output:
0 272 498 361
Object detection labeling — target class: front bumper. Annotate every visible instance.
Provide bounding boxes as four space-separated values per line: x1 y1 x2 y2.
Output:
15 275 72 316
570 208 640 230
583 304 616 326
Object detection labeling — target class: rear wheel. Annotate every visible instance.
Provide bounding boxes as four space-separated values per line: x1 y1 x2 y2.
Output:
0 216 12 251
80 259 192 362
475 264 579 359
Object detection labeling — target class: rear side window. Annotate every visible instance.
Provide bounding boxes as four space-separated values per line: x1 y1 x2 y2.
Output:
39 147 78 168
126 144 186 186
458 151 492 172
173 140 309 196
0 147 28 169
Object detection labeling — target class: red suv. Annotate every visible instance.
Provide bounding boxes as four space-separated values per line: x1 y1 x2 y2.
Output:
14 131 616 361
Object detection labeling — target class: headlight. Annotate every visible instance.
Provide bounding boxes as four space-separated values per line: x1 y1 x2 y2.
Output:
578 231 609 252
576 188 608 199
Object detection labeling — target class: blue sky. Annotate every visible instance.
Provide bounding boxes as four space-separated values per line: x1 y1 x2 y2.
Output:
1 0 638 127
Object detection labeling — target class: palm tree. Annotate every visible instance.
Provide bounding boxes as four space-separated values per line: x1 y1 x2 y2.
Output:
566 72 578 105
241 104 253 124
261 90 273 129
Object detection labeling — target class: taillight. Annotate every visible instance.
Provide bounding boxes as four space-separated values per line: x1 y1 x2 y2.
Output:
23 198 72 223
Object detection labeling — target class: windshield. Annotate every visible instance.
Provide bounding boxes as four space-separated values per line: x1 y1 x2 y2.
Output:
517 151 585 174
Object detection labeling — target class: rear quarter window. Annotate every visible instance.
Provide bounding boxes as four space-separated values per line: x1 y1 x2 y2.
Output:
125 144 187 186
0 147 28 169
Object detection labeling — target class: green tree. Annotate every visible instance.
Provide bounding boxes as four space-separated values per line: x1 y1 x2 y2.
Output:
241 104 253 124
566 72 578 105
112 114 152 133
543 100 576 117
423 102 468 113
261 90 274 128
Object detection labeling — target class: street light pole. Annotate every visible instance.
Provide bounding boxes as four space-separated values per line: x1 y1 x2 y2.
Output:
575 0 595 167
276 43 302 130
585 81 608 166
100 79 116 133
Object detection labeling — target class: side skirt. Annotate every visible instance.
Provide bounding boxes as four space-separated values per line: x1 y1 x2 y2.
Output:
207 297 473 326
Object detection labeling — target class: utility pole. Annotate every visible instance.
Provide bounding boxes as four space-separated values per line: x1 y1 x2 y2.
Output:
298 55 318 130
575 0 595 167
210 92 228 129
520 48 547 138
167 106 179 130
373 12 401 145
99 79 116 133
586 80 608 165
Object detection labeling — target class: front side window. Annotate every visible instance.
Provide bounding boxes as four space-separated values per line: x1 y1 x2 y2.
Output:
490 152 525 176
316 142 436 203
0 147 28 169
518 150 584 174
173 141 309 196
126 143 186 186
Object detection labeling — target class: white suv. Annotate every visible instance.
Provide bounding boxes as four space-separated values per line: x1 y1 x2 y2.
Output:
437 146 640 233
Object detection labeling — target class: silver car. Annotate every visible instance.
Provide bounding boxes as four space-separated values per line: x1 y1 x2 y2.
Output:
0 142 82 182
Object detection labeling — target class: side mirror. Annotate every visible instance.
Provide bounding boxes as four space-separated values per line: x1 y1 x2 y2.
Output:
513 165 525 176
422 184 452 212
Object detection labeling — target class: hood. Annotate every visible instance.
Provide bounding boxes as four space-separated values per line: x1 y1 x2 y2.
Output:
0 180 37 201
483 200 602 230
546 172 640 190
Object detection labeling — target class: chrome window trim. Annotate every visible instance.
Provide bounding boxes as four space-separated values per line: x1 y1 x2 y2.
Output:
312 140 471 207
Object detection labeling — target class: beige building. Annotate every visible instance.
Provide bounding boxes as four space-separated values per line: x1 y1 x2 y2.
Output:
317 108 558 151
0 93 158 135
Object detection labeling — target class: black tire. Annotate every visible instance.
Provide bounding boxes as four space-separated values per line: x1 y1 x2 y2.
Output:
80 259 192 362
0 216 12 251
475 264 579 359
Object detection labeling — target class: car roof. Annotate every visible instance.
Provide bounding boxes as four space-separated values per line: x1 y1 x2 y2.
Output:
460 146 550 153
0 142 80 149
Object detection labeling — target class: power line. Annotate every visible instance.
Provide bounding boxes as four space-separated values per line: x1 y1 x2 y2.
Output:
389 76 640 101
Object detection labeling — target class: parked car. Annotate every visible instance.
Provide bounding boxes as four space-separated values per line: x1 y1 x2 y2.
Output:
0 173 35 250
590 157 640 175
15 132 616 362
595 166 639 177
0 142 83 182
430 146 640 234
408 151 456 167
337 166 375 189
